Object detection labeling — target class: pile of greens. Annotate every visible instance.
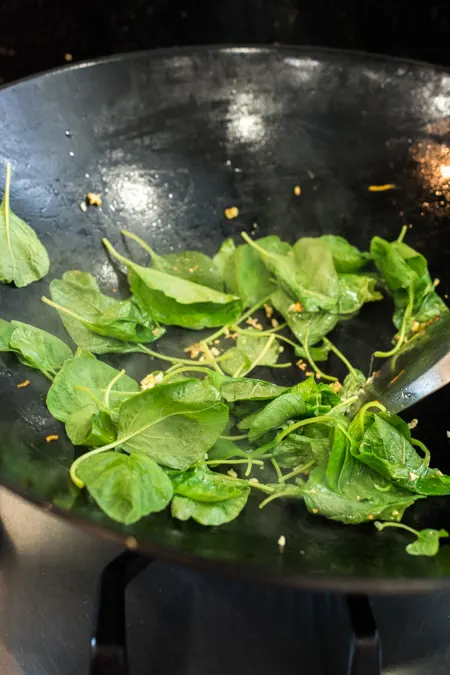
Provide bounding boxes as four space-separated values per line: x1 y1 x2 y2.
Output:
1 215 449 557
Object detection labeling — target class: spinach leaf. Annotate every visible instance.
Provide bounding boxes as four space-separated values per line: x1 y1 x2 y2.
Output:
49 271 163 344
272 432 329 468
340 369 366 398
302 466 422 524
0 163 49 287
336 274 382 314
320 235 371 273
130 270 242 330
65 405 117 447
356 415 450 495
9 320 72 377
207 439 251 461
149 249 224 292
172 465 248 502
371 233 447 337
224 235 291 307
221 331 280 376
272 289 340 345
291 238 340 311
375 521 448 557
0 318 15 350
108 378 228 470
247 393 306 442
290 376 341 416
76 451 173 524
47 350 139 422
171 489 250 525
295 341 332 362
213 238 236 279
207 373 286 402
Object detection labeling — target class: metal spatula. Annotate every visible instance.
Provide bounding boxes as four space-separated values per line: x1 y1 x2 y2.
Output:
358 313 450 414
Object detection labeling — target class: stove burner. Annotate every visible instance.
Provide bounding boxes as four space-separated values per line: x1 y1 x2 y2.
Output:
89 552 381 675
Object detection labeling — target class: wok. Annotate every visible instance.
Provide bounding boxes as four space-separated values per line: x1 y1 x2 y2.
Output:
0 46 449 593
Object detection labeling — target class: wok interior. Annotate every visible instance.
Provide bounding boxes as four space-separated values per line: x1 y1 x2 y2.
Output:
0 47 449 589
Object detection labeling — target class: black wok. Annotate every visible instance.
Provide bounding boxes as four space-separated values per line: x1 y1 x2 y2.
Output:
0 46 449 592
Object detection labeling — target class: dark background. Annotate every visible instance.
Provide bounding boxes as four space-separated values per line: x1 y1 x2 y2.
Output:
0 0 449 84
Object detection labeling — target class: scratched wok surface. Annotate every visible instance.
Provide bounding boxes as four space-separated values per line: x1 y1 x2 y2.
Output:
0 46 450 592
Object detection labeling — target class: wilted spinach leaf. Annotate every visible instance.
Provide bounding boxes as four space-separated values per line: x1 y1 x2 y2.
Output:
247 392 306 442
65 405 117 447
172 465 248 501
0 163 49 287
207 373 286 402
271 289 340 345
320 235 371 273
9 320 72 377
171 488 250 525
76 451 173 524
375 521 448 557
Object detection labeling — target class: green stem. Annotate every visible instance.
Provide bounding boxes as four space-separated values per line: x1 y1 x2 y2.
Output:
219 434 248 441
73 386 109 412
235 326 297 347
281 460 315 483
163 366 210 382
357 400 386 436
411 438 431 467
397 225 408 244
277 415 338 444
303 326 337 382
138 343 213 367
240 334 276 377
104 369 125 409
203 459 264 467
200 340 224 375
70 447 114 488
271 458 283 482
121 229 155 258
247 481 275 495
42 296 89 325
374 280 414 358
259 490 297 509
374 521 418 536
241 231 278 263
323 338 359 380
331 395 359 415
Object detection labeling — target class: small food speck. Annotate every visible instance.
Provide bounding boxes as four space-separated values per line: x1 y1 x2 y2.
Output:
210 347 220 357
271 318 279 329
315 373 322 379
87 192 102 207
289 301 304 313
296 359 307 371
264 304 273 319
433 278 440 287
392 510 399 517
312 508 319 514
246 317 263 330
293 185 302 196
64 53 73 62
125 536 138 549
111 288 117 293
409 471 419 481
224 206 239 220
45 434 59 443
331 381 342 393
277 535 286 549
227 469 238 479
305 371 313 377
368 514 375 520
411 320 421 333
278 345 284 353
356 495 361 501
408 418 418 430
184 343 203 359
140 372 164 391
79 201 87 212
213 339 221 344
17 379 30 389
368 184 396 192
249 477 259 484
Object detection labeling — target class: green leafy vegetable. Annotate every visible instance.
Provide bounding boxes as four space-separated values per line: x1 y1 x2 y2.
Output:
0 318 15 350
6 320 72 378
207 373 286 402
247 393 306 442
172 465 248 501
47 350 139 422
171 489 250 525
0 163 49 287
213 238 236 279
375 521 448 556
320 235 371 273
76 451 173 524
221 330 280 376
271 290 340 345
65 405 117 447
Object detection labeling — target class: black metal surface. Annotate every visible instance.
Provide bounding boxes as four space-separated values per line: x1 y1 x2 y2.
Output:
0 46 450 591
90 552 152 675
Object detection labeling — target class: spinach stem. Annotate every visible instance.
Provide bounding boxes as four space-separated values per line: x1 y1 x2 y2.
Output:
281 460 315 483
323 338 359 379
73 386 109 412
303 326 337 382
240 334 276 377
259 490 299 509
374 520 418 536
396 225 408 244
358 400 387 436
374 280 414 358
121 229 155 259
247 481 275 495
331 395 359 414
277 415 337 443
219 434 248 441
411 438 431 466
200 340 224 375
163 366 210 382
138 343 214 366
42 296 88 325
203 459 264 467
241 231 278 262
235 326 297 347
103 369 125 409
271 458 283 482
70 446 113 488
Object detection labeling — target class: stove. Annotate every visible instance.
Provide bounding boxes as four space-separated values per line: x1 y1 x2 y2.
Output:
2 487 450 675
